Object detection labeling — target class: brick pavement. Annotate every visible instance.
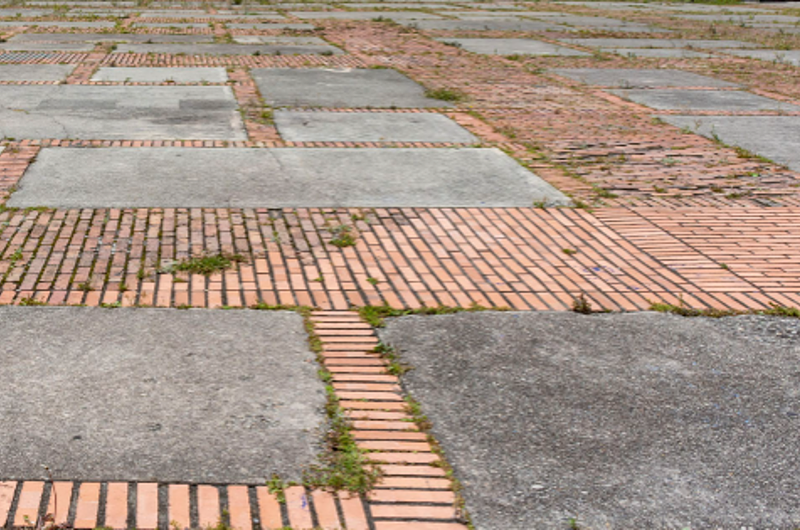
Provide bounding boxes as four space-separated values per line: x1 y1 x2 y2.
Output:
3 1 800 527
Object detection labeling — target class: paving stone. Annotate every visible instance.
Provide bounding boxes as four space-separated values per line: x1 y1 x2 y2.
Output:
437 37 590 56
0 85 245 140
274 110 477 142
401 18 572 31
8 147 570 208
551 68 740 88
291 10 444 20
722 49 800 66
659 115 800 171
378 312 800 529
0 307 325 483
229 35 331 45
227 22 316 30
602 47 713 58
112 42 342 55
0 63 75 81
134 22 211 28
91 67 228 83
0 20 115 28
561 37 759 49
8 33 212 43
610 88 800 112
252 68 450 108
0 42 96 52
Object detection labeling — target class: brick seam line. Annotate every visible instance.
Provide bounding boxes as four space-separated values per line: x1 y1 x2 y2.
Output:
595 208 768 310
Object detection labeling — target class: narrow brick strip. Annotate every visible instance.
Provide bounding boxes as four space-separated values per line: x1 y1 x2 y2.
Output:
13 481 43 527
73 482 101 529
0 482 14 528
104 483 128 530
168 484 191 530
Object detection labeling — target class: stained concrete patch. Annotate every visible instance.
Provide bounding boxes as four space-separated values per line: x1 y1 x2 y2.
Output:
438 37 589 56
404 18 572 31
113 42 342 55
722 49 800 66
274 111 477 142
0 42 96 52
603 48 713 58
562 37 759 49
91 67 228 83
0 85 245 140
659 115 800 171
8 33 211 43
0 307 326 483
378 312 800 529
552 68 739 88
252 68 450 108
0 63 75 81
611 88 800 112
8 147 570 208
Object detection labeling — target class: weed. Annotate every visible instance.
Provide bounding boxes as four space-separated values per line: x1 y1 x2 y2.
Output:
100 301 122 308
650 300 800 319
424 87 467 103
572 293 593 314
164 253 246 276
357 302 505 328
372 342 410 376
76 281 93 292
265 475 286 504
328 225 358 248
366 277 379 286
18 297 46 306
562 248 577 256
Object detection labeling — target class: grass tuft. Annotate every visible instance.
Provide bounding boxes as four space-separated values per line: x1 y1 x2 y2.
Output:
164 253 246 276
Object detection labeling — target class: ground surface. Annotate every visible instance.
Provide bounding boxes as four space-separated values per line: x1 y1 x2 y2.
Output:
2 0 800 528
379 312 800 529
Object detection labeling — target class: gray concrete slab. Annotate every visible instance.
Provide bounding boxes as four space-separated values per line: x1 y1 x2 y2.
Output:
274 110 477 142
659 115 800 171
0 63 75 81
402 18 573 31
561 37 759 49
0 307 325 484
91 66 228 83
228 35 331 45
551 68 739 88
113 42 342 55
252 68 450 108
134 22 211 29
4 20 116 28
437 37 590 56
378 311 800 529
227 22 316 30
0 85 245 140
603 47 713 58
291 10 444 20
0 42 96 52
8 147 570 208
8 33 211 43
611 88 800 112
722 49 800 66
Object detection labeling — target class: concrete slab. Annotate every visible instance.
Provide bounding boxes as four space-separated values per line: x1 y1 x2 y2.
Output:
3 20 116 28
8 147 570 208
0 42 96 52
227 22 316 30
0 63 75 81
274 110 477 142
291 10 444 20
252 68 450 108
551 68 739 88
722 49 800 66
134 22 211 29
437 37 590 56
0 85 245 140
227 35 331 45
91 66 228 83
610 88 800 112
8 33 211 43
562 37 759 49
603 47 713 58
113 42 342 55
378 312 800 529
0 307 324 484
402 18 572 31
659 115 800 171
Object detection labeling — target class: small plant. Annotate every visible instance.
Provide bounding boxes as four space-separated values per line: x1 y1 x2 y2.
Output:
366 277 379 286
328 225 357 248
266 475 286 504
76 281 93 292
562 248 577 256
166 253 246 276
572 293 592 314
424 87 467 103
18 297 46 306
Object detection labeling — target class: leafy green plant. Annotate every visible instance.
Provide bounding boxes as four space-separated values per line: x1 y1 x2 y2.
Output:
424 87 467 103
164 253 246 276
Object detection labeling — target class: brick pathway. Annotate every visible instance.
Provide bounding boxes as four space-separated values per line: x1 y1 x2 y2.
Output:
3 1 800 528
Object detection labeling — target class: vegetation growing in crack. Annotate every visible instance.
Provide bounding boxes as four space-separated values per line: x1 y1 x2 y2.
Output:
357 302 508 328
160 253 246 276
